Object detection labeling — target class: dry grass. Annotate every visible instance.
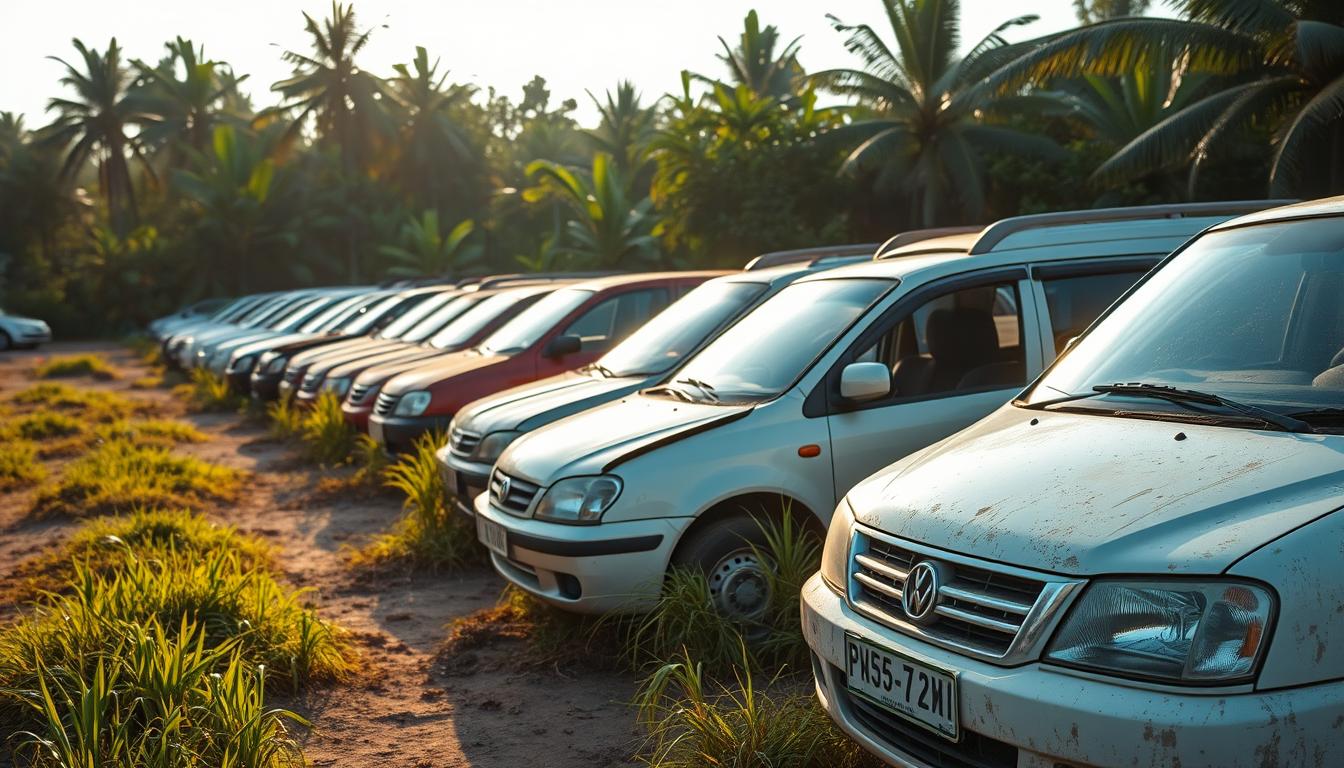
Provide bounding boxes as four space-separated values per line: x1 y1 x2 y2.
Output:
440 585 614 670
0 439 47 491
33 353 118 380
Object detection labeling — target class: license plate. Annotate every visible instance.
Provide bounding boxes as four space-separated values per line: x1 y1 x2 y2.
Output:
368 419 384 444
845 633 958 741
440 464 458 496
476 516 508 557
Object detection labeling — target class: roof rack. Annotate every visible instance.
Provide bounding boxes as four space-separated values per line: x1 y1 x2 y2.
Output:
472 271 621 290
872 226 983 260
744 244 880 271
969 200 1294 255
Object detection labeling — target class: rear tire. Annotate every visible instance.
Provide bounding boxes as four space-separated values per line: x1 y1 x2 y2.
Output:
672 513 772 622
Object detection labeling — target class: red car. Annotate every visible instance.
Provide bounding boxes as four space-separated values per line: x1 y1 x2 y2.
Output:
366 272 723 452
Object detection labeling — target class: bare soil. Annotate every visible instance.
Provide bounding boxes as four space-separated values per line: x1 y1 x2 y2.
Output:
0 342 641 767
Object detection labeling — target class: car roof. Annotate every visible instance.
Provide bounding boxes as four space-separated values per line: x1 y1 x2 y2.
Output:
566 271 730 292
743 243 879 270
1209 195 1344 230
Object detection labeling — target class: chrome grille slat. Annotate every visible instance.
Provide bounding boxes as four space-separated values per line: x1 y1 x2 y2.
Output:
450 428 482 457
488 470 540 516
348 383 371 403
300 371 322 392
848 528 1081 663
373 392 398 416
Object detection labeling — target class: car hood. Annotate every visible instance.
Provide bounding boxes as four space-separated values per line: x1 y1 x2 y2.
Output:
456 371 646 436
382 350 505 395
850 407 1344 575
325 346 441 380
210 329 282 354
500 393 750 484
290 337 386 368
231 332 316 359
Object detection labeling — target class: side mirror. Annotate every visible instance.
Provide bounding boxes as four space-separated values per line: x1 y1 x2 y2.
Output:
543 334 582 359
840 362 891 401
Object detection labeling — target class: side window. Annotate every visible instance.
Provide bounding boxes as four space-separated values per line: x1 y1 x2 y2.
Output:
563 289 669 351
1042 271 1148 356
852 280 1026 401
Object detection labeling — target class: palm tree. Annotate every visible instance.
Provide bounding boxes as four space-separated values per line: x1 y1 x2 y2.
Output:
1073 0 1151 24
981 0 1344 196
42 38 153 233
523 153 660 268
384 46 481 214
585 81 655 180
1054 57 1213 147
271 2 391 174
378 210 481 278
714 10 805 101
131 38 247 163
813 0 1065 227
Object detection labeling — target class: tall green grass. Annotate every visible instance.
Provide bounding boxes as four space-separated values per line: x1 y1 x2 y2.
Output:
0 439 46 491
31 439 242 518
180 369 246 413
623 510 821 674
354 429 480 570
33 353 118 380
300 393 358 464
0 509 349 766
442 585 608 668
635 649 877 768
9 383 150 422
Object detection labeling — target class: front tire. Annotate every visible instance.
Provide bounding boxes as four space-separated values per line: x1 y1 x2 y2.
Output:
671 513 772 622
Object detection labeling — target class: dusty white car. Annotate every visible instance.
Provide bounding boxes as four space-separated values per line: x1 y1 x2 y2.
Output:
803 196 1344 766
0 308 52 350
476 202 1275 616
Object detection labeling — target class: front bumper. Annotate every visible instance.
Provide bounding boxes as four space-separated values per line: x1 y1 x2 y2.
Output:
367 412 449 453
14 328 52 345
436 446 490 518
250 370 283 401
800 573 1342 768
224 367 253 394
473 492 690 614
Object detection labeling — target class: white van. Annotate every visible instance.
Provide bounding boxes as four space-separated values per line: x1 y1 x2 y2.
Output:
803 197 1343 766
476 202 1279 617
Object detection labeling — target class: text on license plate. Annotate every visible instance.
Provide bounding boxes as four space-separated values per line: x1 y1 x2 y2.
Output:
476 516 508 557
845 633 958 740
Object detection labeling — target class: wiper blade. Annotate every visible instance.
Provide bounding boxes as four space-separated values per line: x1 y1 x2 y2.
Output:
674 377 719 402
644 385 693 403
1286 407 1344 423
1090 383 1316 434
587 363 618 379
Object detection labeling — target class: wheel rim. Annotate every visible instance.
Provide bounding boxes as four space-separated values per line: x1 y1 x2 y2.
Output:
708 548 770 621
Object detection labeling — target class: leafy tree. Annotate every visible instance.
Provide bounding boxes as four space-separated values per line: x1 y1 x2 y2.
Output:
983 0 1344 197
131 38 247 165
585 81 656 180
42 38 153 233
377 210 481 278
524 153 659 268
814 0 1065 227
711 10 805 101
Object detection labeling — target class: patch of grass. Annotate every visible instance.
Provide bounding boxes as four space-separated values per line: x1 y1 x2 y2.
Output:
635 650 878 768
352 430 482 571
3 409 84 440
33 353 118 380
0 510 350 766
623 510 821 675
31 439 242 518
9 382 149 421
300 392 358 464
441 585 611 669
92 417 207 448
130 374 163 389
0 439 46 491
179 368 246 413
267 395 305 440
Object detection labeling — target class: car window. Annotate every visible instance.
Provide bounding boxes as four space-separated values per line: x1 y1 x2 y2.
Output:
599 281 766 377
400 294 484 342
427 290 546 349
563 288 669 352
480 288 593 354
375 292 456 339
1042 271 1149 355
854 280 1026 400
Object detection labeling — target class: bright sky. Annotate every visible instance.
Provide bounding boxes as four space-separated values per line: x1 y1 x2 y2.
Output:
3 1 1132 127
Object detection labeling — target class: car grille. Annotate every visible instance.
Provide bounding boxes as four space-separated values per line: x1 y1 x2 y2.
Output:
849 532 1049 660
348 382 376 405
374 392 398 416
839 680 1017 768
300 371 323 393
489 470 540 516
282 367 303 385
450 428 481 457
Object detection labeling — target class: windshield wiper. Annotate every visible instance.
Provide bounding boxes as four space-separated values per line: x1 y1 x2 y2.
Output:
1035 382 1316 434
587 363 618 378
644 385 693 403
674 377 719 403
1286 407 1344 426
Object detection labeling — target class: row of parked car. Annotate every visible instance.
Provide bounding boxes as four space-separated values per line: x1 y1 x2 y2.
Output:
151 196 1344 766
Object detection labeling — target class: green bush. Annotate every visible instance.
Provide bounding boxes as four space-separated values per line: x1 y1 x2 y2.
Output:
180 369 245 413
9 383 149 421
0 439 46 491
300 393 358 464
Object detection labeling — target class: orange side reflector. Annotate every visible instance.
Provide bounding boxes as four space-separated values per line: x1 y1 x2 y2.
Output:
798 444 822 458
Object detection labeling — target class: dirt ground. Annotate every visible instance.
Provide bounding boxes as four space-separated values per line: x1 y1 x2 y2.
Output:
0 342 641 768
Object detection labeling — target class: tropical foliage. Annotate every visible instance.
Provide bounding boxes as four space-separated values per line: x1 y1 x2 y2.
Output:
0 0 1336 337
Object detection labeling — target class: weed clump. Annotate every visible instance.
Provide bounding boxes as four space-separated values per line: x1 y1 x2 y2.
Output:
9 382 149 421
441 586 611 669
301 392 358 464
179 368 246 413
34 353 118 380
0 439 46 491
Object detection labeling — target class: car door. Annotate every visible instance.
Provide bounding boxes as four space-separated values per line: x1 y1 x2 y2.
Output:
812 267 1043 500
535 287 671 377
1028 257 1160 360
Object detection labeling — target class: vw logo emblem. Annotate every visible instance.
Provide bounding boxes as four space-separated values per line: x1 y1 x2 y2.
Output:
498 474 511 499
902 561 941 623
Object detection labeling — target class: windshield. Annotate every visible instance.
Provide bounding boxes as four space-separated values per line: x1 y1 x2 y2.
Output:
480 288 592 354
376 292 456 339
666 278 892 403
301 294 366 333
240 296 295 325
401 294 483 342
599 280 767 377
336 294 401 333
1026 216 1344 422
427 290 540 350
273 296 337 331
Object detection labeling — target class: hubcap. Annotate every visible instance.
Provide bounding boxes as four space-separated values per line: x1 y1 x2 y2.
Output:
708 549 770 621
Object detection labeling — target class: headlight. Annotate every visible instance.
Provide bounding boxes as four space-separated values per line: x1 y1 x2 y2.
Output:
820 497 856 594
534 475 622 525
266 356 288 373
393 390 431 417
476 430 523 463
324 377 351 396
1046 579 1274 684
231 354 255 372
